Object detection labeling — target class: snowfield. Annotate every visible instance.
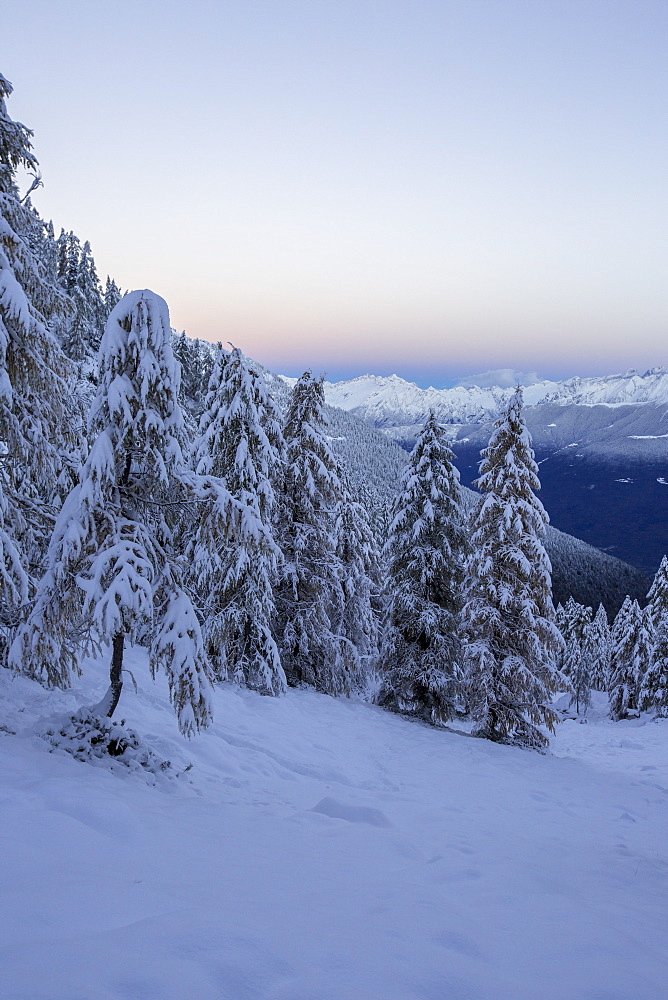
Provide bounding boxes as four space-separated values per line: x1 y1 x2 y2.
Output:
1 652 667 1000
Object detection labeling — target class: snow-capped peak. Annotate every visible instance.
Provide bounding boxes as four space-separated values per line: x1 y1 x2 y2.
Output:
322 367 668 430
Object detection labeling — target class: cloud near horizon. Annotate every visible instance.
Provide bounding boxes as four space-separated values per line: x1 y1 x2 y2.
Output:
454 369 543 389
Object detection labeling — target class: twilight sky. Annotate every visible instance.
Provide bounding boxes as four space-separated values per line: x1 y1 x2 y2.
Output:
5 0 667 386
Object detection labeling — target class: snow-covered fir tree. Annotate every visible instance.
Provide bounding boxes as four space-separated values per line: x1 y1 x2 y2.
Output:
56 229 78 298
56 232 107 361
377 412 466 724
74 240 105 353
557 598 594 713
558 597 593 676
11 290 213 735
356 480 392 549
646 555 668 631
333 474 381 686
274 372 357 695
639 614 668 718
571 630 594 715
173 331 196 401
190 346 286 695
608 598 651 721
172 331 216 411
461 387 565 748
639 557 668 717
0 72 77 658
587 603 612 691
103 275 121 316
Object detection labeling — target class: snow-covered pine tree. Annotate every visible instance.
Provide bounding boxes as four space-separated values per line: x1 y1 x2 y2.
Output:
0 72 77 658
376 412 466 723
274 372 354 695
56 229 79 296
571 632 594 715
639 555 668 718
461 387 565 748
558 597 593 674
190 346 286 695
639 614 668 718
103 276 121 317
554 602 565 632
333 474 381 686
173 331 196 402
587 603 612 691
77 240 105 350
356 480 392 549
557 598 594 713
57 236 106 361
646 555 668 631
193 339 215 407
10 290 213 735
608 598 651 720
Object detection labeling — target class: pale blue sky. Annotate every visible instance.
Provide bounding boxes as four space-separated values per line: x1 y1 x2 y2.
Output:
5 0 667 385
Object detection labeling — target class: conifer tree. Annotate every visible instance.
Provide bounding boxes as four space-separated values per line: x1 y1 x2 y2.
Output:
0 72 76 658
193 340 215 407
608 599 651 720
57 237 106 361
639 556 668 717
554 602 565 629
377 413 466 723
0 75 72 487
103 276 121 317
173 331 196 401
587 603 612 691
333 476 381 685
639 615 668 718
11 291 213 735
557 598 594 713
274 372 354 695
56 229 79 296
570 632 594 715
190 346 286 695
646 555 668 631
461 387 565 748
77 241 105 348
558 597 593 675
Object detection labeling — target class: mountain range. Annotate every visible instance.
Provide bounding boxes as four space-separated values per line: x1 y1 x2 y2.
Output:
319 367 668 577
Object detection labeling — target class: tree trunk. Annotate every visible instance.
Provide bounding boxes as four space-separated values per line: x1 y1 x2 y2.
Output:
105 632 125 717
90 631 125 719
100 452 133 718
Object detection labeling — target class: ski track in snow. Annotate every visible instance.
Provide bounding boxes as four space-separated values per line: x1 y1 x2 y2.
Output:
1 655 667 1000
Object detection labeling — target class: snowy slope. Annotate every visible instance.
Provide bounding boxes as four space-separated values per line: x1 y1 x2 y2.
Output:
2 652 668 1000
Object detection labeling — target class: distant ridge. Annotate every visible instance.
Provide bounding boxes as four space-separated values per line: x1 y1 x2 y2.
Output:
322 367 668 447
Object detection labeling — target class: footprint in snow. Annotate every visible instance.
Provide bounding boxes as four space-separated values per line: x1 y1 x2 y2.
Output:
310 797 391 827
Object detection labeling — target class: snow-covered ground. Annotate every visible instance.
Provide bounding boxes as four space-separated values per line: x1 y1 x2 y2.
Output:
1 653 667 1000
